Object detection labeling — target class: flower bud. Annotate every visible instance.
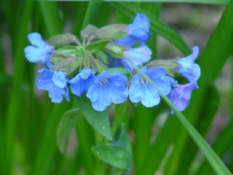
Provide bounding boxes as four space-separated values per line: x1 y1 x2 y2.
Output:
46 34 81 48
146 58 182 77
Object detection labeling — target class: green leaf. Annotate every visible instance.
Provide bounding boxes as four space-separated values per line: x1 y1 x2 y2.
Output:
92 145 130 170
86 39 110 54
76 96 112 140
107 2 190 55
92 124 132 170
56 108 83 153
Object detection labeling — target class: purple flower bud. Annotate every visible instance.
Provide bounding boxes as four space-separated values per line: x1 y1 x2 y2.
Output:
36 69 69 103
168 80 198 114
177 47 201 82
129 67 171 107
69 68 95 97
86 71 128 111
25 33 53 68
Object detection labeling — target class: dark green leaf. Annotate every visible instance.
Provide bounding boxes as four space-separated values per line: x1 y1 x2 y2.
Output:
76 96 112 140
56 108 83 153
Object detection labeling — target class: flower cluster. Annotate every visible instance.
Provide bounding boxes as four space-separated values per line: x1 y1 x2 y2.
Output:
25 13 200 113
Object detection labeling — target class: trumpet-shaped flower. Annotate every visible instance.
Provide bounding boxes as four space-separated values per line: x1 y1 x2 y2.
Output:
36 69 69 103
25 33 53 68
69 68 95 97
177 47 201 82
168 80 198 113
122 46 152 72
129 67 171 107
86 71 128 111
115 13 151 47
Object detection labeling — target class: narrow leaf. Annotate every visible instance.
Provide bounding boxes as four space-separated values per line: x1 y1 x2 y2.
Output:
56 108 83 153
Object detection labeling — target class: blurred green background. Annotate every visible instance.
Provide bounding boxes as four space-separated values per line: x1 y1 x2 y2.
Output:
0 0 233 174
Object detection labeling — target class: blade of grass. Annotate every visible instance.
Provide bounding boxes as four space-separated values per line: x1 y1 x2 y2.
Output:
165 84 220 175
38 1 63 36
75 120 95 175
107 2 190 55
5 1 34 174
195 118 233 174
82 0 103 28
126 56 232 175
161 0 233 174
32 102 71 175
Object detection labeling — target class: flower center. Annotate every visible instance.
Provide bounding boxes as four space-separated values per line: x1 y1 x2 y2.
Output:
139 76 148 85
99 78 109 85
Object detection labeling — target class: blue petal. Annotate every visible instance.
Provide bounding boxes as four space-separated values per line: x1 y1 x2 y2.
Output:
36 69 54 90
114 36 137 47
69 68 94 97
24 46 46 63
52 71 67 88
28 33 46 47
128 13 151 42
141 84 160 107
86 71 128 111
177 46 201 82
168 82 198 112
123 46 152 72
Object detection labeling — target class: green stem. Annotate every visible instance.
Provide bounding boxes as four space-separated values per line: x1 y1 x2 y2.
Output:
125 57 232 175
111 102 128 134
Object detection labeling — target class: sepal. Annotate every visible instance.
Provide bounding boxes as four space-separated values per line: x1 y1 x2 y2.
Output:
147 58 182 77
46 34 80 48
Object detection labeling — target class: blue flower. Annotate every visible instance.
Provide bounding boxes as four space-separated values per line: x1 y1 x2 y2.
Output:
168 80 198 113
121 46 152 72
129 67 171 107
86 71 128 111
177 47 201 82
115 13 151 47
25 33 53 68
69 68 95 97
36 69 69 103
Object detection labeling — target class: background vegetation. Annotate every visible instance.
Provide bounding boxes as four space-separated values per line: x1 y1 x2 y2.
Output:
0 0 233 174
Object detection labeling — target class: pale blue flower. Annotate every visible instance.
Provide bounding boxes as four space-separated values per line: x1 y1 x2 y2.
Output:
129 67 171 107
177 47 201 82
25 33 53 68
69 68 95 97
86 71 128 111
168 80 198 113
36 69 69 103
121 46 152 72
115 13 151 47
